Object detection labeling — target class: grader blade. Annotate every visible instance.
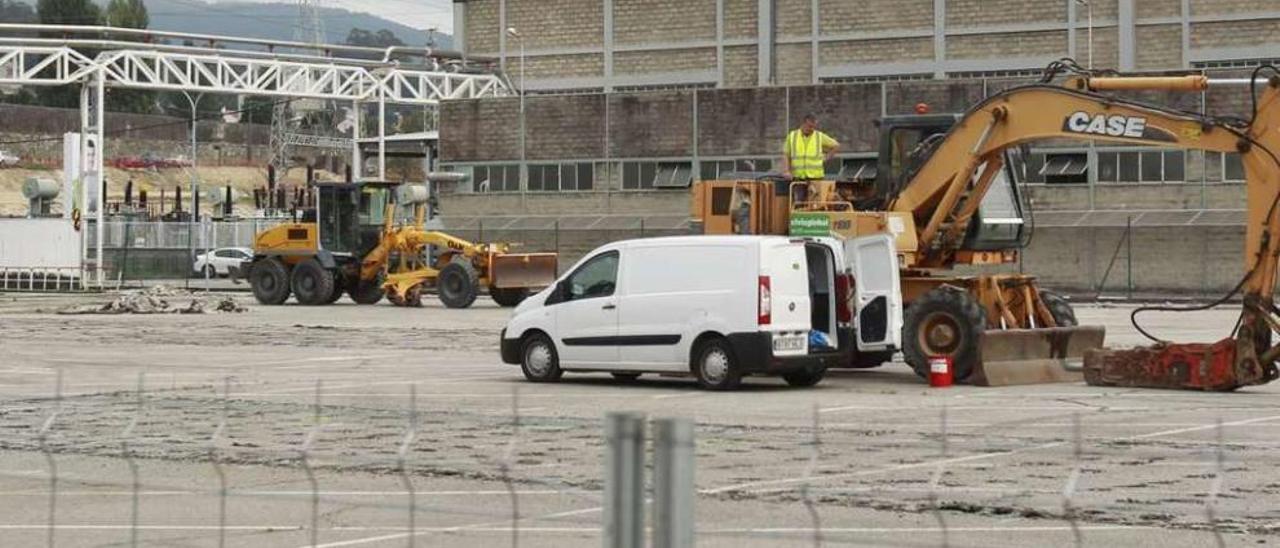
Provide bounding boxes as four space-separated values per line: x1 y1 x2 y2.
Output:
490 253 558 289
970 326 1106 386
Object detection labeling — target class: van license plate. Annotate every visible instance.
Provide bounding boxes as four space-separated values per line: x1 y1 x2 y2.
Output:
773 334 805 352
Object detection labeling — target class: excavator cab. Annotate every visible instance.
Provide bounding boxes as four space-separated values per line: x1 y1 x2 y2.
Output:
875 114 1029 253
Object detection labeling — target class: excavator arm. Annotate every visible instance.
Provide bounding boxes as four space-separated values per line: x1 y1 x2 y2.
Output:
890 70 1280 390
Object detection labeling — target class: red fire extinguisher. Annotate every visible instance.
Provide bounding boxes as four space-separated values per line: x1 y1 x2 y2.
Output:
929 356 953 388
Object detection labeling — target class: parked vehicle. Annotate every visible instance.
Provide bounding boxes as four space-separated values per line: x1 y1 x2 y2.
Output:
0 150 20 167
499 235 901 390
194 247 253 277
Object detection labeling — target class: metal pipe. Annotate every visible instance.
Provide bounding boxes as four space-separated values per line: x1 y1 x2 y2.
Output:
1087 75 1208 92
0 36 398 68
0 23 488 62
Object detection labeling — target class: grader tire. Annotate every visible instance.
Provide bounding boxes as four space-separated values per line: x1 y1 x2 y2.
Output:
1040 290 1078 327
490 287 529 308
250 257 291 305
290 258 335 306
438 261 479 309
903 287 987 382
348 279 385 305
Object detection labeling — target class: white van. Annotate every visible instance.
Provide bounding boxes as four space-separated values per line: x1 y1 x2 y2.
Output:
499 235 901 390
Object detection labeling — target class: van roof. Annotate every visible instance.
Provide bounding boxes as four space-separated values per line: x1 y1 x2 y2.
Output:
604 235 801 250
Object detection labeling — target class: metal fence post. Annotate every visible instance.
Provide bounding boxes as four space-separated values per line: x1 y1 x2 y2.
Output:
554 220 560 256
604 412 645 548
1126 215 1133 299
653 418 695 548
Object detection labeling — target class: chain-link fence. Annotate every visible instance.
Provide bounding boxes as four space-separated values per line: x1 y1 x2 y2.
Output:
4 369 1271 547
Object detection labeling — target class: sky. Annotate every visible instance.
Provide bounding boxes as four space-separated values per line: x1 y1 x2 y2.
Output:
210 0 455 32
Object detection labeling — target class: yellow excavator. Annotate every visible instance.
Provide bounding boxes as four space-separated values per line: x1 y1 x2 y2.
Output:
693 59 1280 390
245 179 557 308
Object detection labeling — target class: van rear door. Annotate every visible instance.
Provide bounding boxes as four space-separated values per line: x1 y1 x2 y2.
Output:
847 234 903 351
760 239 811 355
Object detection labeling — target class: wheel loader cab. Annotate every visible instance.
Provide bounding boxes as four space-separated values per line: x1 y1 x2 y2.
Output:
875 114 1029 253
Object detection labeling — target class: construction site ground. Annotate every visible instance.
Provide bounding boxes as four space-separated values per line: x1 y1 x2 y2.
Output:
0 292 1277 547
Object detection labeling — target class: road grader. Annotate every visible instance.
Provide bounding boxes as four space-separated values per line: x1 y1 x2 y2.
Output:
244 180 557 308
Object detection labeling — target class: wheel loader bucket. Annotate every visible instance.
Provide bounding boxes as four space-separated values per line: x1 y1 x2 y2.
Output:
970 326 1106 386
489 253 559 289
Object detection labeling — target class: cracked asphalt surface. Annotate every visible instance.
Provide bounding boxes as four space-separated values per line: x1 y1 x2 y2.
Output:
0 291 1277 547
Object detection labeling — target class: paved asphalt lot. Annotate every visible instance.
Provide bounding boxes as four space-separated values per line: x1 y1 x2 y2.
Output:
0 291 1276 547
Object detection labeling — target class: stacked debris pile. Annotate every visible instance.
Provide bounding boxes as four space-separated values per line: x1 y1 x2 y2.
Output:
58 286 248 315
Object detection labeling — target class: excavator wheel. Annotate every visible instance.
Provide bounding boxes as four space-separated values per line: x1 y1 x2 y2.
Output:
249 257 291 305
490 287 529 308
903 286 987 382
438 261 479 309
1040 290 1077 327
290 258 336 306
348 279 385 305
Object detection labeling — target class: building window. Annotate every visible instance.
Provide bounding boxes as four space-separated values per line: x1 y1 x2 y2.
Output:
470 164 520 193
833 158 877 182
622 161 693 190
1096 149 1186 183
699 159 773 181
1039 153 1088 184
527 162 595 192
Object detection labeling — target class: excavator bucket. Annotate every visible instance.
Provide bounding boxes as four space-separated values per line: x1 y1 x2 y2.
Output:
489 253 559 289
969 326 1106 386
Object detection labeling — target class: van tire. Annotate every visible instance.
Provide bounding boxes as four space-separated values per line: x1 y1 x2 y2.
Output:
520 333 563 382
250 257 291 305
693 338 741 391
1040 290 1077 327
438 261 479 309
903 287 986 382
782 369 825 387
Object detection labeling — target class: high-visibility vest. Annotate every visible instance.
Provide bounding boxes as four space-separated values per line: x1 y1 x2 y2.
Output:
786 129 833 180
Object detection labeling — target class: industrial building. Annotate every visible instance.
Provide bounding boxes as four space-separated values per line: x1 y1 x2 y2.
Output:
431 0 1279 294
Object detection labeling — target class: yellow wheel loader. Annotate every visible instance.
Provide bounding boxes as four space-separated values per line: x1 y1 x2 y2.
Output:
245 181 557 308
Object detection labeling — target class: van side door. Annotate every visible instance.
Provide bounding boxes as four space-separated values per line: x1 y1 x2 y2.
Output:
848 234 903 351
551 250 622 368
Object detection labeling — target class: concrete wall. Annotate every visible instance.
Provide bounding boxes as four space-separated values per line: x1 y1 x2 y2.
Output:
464 0 1280 87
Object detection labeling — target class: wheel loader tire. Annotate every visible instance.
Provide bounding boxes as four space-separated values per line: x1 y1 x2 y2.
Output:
438 261 479 309
1040 290 1077 327
250 257 291 305
903 287 987 382
490 287 529 308
348 279 385 305
290 258 335 306
324 278 345 304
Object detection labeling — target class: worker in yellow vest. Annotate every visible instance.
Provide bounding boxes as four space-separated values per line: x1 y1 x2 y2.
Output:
781 113 840 206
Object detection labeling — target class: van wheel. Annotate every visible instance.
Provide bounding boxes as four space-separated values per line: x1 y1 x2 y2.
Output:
250 257 290 305
611 372 641 382
521 333 563 382
849 350 893 369
693 338 741 391
782 369 825 387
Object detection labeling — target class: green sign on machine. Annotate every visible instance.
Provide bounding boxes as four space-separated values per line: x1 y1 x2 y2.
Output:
789 213 832 236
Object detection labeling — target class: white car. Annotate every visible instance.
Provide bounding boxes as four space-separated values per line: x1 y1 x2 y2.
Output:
499 235 901 390
194 247 253 277
0 150 19 167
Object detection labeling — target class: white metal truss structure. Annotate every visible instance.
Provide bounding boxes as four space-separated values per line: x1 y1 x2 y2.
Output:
0 41 512 286
283 132 352 149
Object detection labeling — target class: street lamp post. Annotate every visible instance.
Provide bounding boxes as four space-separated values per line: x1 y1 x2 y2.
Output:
1076 0 1093 68
507 27 526 194
181 91 206 291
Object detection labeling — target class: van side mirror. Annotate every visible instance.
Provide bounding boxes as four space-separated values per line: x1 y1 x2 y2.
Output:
546 280 567 305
